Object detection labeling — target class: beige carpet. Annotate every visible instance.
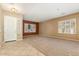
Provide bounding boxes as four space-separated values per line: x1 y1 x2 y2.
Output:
0 40 44 56
24 35 79 56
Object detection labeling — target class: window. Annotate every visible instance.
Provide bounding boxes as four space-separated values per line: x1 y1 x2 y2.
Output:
58 18 76 34
24 23 36 33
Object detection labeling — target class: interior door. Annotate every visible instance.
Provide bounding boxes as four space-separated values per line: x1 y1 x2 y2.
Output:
4 16 17 42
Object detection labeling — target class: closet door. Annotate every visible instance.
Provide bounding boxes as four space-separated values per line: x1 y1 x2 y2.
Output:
4 16 17 42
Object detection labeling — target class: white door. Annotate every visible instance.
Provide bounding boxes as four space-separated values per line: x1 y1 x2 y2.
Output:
4 16 17 42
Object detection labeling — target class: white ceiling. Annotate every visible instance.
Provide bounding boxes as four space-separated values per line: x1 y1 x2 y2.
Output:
1 3 79 22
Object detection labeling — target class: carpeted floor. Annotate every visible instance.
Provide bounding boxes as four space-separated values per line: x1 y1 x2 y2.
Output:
24 35 79 56
0 40 44 56
1 35 79 56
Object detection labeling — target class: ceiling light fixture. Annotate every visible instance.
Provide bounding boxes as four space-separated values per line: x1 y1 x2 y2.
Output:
10 3 17 13
11 7 17 13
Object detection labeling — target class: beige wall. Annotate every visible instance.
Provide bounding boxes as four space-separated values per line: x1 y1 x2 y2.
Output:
39 13 79 41
0 6 23 47
0 7 4 47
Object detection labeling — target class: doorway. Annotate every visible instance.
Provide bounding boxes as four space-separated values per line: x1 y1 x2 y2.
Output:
4 16 17 42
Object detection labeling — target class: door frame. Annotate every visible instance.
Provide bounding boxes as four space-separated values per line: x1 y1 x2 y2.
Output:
4 15 18 42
